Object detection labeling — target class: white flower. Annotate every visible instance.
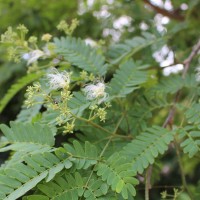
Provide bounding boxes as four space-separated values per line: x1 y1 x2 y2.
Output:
22 50 44 65
47 67 70 90
83 81 108 104
163 64 183 76
22 53 30 60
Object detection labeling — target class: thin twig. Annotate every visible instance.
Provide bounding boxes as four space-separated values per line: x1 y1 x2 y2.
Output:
182 39 200 78
83 115 125 193
138 185 183 191
71 113 112 134
162 91 180 128
143 0 185 21
145 166 153 200
174 137 193 199
163 39 200 128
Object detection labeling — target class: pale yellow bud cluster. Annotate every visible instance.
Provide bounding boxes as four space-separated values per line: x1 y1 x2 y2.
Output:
24 82 41 108
16 24 28 34
41 33 52 42
29 36 38 43
63 121 75 134
97 108 107 122
80 71 95 82
57 19 79 36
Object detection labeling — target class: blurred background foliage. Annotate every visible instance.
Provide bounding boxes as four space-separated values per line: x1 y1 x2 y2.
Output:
0 0 200 199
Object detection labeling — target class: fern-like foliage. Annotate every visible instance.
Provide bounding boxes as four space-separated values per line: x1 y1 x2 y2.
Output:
147 74 198 97
16 104 42 122
179 126 200 158
0 164 48 200
1 21 199 199
25 172 110 200
0 151 72 200
108 60 147 98
0 136 102 200
54 37 107 75
108 32 162 64
148 75 184 96
0 122 55 152
0 73 43 113
118 94 172 135
185 103 200 125
63 140 99 169
69 92 91 116
0 122 56 165
95 153 139 199
21 139 139 200
16 96 43 123
0 122 55 148
121 126 175 173
179 103 200 157
32 172 85 200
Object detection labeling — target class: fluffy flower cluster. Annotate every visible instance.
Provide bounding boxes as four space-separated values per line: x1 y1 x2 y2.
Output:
83 81 108 104
22 50 44 65
46 67 108 103
47 68 70 90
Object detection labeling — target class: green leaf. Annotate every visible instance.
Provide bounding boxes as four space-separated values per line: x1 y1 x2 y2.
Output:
121 126 175 173
46 163 65 182
179 126 200 158
63 141 99 169
4 171 48 200
25 195 49 200
108 60 147 98
179 103 200 157
54 36 107 75
0 72 42 113
0 122 55 154
116 180 124 193
36 172 85 199
0 150 74 199
185 103 200 125
109 32 163 65
95 153 138 199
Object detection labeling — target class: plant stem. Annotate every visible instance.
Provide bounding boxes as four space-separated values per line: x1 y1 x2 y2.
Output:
143 0 185 21
174 138 193 199
71 113 112 134
145 166 152 200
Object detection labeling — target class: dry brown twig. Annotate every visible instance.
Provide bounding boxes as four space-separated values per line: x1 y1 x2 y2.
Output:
143 0 185 21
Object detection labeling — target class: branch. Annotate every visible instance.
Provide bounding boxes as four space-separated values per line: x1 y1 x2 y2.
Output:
163 39 200 127
145 38 200 199
162 91 180 128
182 39 200 78
143 0 185 21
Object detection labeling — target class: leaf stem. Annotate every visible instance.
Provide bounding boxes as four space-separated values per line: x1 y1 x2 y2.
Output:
83 115 125 193
71 113 112 134
145 166 152 200
174 138 193 199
